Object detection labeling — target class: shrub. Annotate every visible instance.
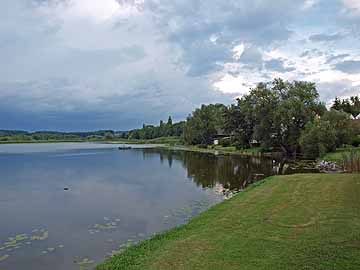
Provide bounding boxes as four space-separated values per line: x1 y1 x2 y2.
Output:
219 138 231 147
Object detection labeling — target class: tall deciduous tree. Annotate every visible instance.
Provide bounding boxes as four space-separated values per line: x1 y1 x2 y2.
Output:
224 79 325 156
184 104 226 145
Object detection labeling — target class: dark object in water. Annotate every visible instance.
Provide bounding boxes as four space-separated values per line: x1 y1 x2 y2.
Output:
64 187 69 191
118 146 132 150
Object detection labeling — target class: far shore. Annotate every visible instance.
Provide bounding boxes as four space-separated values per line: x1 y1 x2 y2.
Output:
2 140 358 163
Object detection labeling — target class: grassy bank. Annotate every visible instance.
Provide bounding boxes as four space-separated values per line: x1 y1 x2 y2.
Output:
98 173 360 270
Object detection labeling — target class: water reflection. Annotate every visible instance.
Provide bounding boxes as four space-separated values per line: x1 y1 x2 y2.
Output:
141 148 284 190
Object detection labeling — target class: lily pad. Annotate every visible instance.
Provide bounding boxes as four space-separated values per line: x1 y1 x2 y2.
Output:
0 254 9 262
31 231 49 241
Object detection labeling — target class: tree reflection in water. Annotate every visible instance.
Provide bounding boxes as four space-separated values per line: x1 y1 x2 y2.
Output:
141 148 288 191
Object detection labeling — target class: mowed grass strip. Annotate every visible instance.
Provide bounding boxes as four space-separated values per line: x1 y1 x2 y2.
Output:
97 174 360 270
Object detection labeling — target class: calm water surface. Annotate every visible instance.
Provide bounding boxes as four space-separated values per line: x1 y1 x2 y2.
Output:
0 143 284 270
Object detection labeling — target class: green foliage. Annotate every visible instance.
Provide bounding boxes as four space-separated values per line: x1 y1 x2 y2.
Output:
300 120 337 159
197 144 208 149
322 109 353 147
351 136 360 147
224 79 325 156
219 137 231 147
0 130 119 142
300 109 354 159
183 104 226 145
342 149 360 172
332 96 360 119
322 147 360 162
128 117 185 140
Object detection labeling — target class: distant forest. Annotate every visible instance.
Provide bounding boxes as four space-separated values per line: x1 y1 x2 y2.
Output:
0 130 121 142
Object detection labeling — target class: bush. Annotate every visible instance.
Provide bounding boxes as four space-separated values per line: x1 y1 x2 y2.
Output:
219 138 231 147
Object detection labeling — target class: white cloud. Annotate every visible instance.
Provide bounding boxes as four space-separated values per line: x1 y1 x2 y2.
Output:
343 0 360 14
213 74 253 95
232 44 245 60
303 0 317 10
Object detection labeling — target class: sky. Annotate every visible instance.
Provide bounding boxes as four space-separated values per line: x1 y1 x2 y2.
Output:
1 0 360 131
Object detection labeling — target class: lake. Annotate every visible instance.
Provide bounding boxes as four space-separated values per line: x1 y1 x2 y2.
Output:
0 143 287 270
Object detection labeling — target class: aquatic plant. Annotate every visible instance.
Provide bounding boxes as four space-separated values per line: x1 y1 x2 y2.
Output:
89 217 120 234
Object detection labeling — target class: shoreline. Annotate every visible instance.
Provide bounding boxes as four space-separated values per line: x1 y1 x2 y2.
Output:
0 140 282 157
97 173 360 270
156 144 283 158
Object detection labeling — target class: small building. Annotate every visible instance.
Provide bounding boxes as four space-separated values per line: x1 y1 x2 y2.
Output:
213 129 231 145
250 139 260 147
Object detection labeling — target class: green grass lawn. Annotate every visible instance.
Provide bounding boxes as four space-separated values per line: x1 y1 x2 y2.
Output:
97 174 360 270
322 147 360 162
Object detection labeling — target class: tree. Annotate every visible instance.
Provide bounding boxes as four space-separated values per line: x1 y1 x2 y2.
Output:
350 96 360 119
172 121 185 137
331 97 342 111
167 116 173 126
223 79 325 155
271 80 326 156
223 97 256 149
166 116 173 136
332 96 360 119
322 109 353 147
127 117 184 140
184 104 226 145
300 120 337 159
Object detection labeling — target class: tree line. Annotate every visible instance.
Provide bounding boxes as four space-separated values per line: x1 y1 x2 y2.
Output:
182 79 359 158
0 130 117 142
1 78 358 159
125 117 185 140
331 96 360 119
